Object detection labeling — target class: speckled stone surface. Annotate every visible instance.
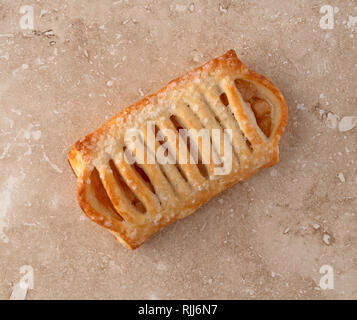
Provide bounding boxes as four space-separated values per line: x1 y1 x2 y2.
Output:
0 0 356 299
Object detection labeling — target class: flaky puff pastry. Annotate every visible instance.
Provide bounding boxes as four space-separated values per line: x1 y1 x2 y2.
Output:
68 50 288 250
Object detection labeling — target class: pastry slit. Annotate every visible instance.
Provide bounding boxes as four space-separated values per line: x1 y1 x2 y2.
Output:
97 162 147 224
122 143 162 203
185 102 224 169
176 103 221 175
124 138 178 206
199 93 240 162
132 162 156 194
107 160 147 215
202 87 252 165
221 79 265 147
234 79 272 138
90 168 124 220
219 92 229 107
134 161 177 206
157 117 206 189
146 124 191 198
141 122 178 187
184 95 239 170
169 113 210 179
218 89 254 152
112 152 160 215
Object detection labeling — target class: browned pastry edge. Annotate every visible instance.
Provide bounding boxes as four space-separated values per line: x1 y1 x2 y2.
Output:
68 49 288 250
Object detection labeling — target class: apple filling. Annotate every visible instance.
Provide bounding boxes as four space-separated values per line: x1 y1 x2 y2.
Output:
235 79 272 137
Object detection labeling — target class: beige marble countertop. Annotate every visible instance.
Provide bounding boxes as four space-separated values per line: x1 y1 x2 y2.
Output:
0 0 356 299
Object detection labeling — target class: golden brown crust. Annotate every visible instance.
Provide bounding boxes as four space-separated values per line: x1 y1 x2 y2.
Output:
68 49 288 250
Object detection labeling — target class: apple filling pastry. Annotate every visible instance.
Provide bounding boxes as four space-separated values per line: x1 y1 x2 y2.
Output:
68 50 288 249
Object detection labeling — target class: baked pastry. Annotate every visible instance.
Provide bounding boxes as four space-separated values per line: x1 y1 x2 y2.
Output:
68 50 288 249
